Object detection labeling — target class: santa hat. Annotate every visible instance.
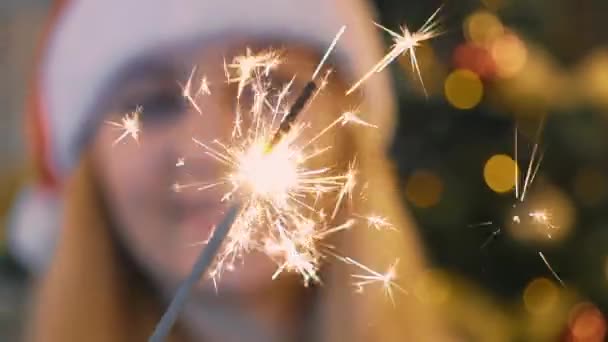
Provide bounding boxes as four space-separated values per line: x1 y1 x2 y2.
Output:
8 0 397 272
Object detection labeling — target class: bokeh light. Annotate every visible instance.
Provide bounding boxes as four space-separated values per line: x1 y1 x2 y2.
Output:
465 10 504 47
567 302 607 341
453 43 497 79
492 33 528 78
413 269 451 306
494 44 571 111
481 0 505 11
573 166 608 207
579 49 608 110
405 169 443 208
523 277 559 315
484 154 518 193
444 69 484 109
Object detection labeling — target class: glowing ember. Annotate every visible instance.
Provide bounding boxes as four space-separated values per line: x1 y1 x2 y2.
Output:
346 6 443 95
106 105 142 145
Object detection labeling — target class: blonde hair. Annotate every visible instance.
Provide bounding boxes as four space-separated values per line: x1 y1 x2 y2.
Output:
27 157 186 342
26 59 451 342
27 128 449 342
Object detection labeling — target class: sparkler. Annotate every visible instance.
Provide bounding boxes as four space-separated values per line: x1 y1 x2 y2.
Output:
105 105 142 145
152 24 411 341
176 25 406 288
187 54 394 287
346 6 443 96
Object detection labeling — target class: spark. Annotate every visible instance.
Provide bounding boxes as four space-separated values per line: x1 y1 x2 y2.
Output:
480 228 501 250
358 214 397 231
539 251 565 287
226 48 282 99
198 76 211 96
273 76 296 121
312 25 346 80
474 120 565 285
190 108 358 282
340 110 378 128
105 105 142 145
336 255 407 306
529 210 558 238
475 122 550 241
331 159 357 219
512 119 556 239
176 157 185 167
174 41 404 302
181 67 203 114
469 221 494 228
469 221 502 250
520 117 546 202
346 6 443 96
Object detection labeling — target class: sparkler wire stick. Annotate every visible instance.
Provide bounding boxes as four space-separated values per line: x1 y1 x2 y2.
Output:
149 203 241 342
520 116 546 202
268 80 317 148
268 23 342 149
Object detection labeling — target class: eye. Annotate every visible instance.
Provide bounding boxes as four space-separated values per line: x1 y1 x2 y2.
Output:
134 86 188 123
111 80 188 125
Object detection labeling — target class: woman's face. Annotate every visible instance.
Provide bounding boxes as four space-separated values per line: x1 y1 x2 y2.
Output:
92 39 351 293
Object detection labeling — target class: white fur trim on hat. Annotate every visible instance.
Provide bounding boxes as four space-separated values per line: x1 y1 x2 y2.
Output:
42 0 396 181
7 186 61 273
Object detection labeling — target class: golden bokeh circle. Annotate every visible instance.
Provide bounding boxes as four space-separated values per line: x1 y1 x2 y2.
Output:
523 277 559 315
483 154 518 193
405 169 443 208
444 69 484 109
465 10 504 47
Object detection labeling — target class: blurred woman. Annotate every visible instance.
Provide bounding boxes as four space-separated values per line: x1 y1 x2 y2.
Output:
11 0 448 341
